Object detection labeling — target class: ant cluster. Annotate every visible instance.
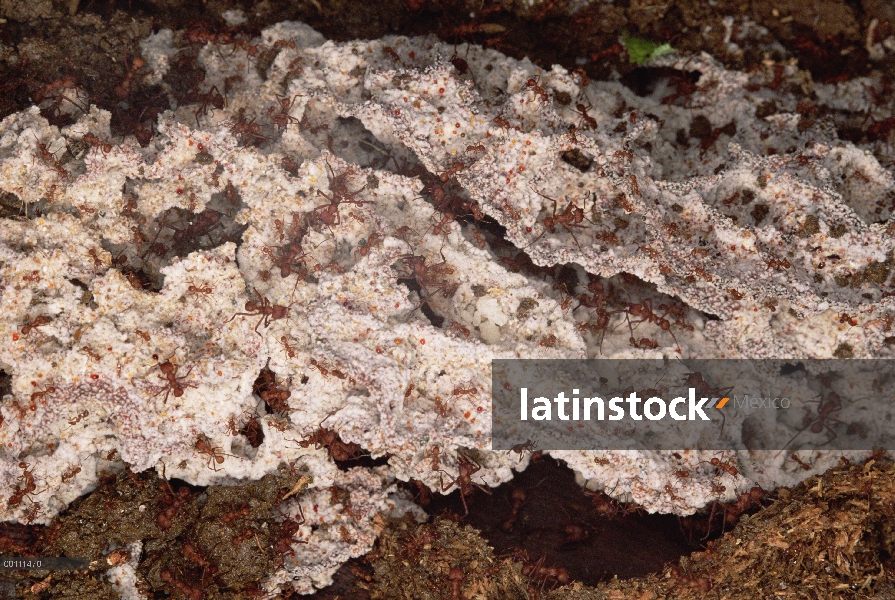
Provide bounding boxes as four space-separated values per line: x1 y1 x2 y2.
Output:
252 366 292 414
290 427 365 464
7 462 43 517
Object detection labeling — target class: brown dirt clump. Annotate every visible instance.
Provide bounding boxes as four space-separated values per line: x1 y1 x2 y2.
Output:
367 516 532 599
545 455 895 599
0 464 310 599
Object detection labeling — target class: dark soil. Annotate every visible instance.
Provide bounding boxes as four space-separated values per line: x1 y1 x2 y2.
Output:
426 456 697 585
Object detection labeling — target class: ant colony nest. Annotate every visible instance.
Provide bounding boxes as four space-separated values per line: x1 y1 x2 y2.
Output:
1 18 895 593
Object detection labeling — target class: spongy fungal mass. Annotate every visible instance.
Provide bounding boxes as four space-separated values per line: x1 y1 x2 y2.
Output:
1 18 895 593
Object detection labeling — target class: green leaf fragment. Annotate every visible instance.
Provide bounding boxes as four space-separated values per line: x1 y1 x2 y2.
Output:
622 32 675 65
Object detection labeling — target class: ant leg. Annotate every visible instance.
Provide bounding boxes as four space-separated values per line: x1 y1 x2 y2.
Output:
562 223 582 250
819 423 839 448
775 419 816 458
522 227 547 250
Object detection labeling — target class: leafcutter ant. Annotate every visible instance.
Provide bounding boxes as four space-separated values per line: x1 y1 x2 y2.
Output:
153 353 197 404
194 435 237 471
227 288 291 336
525 189 592 250
439 452 491 515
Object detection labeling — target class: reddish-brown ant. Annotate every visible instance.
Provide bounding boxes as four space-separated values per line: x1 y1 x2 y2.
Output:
61 465 81 482
279 335 297 358
314 161 371 228
83 133 112 156
669 565 712 592
509 439 537 459
267 93 301 133
393 248 458 310
433 396 450 418
155 463 194 529
439 452 491 515
788 453 812 470
429 210 456 238
153 353 197 404
519 552 571 586
185 280 215 307
781 389 846 451
195 436 235 471
8 461 43 508
228 288 291 336
493 116 511 129
573 66 590 87
523 76 550 104
221 505 251 524
21 503 42 524
21 315 51 337
160 569 202 600
701 456 738 477
451 384 477 399
539 334 558 348
290 427 364 462
86 248 108 268
66 409 89 427
228 107 269 146
628 174 641 196
32 74 82 111
626 299 675 338
182 539 217 585
448 321 471 338
354 231 383 259
438 161 467 183
31 133 68 179
500 488 525 533
629 336 659 349
703 486 767 539
427 445 441 471
29 382 56 409
275 504 308 561
838 312 858 327
254 367 292 413
577 308 619 354
573 97 598 130
526 189 591 250
309 358 329 378
239 409 265 447
113 55 145 100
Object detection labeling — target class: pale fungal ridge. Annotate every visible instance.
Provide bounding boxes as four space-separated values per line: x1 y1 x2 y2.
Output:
0 20 893 591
